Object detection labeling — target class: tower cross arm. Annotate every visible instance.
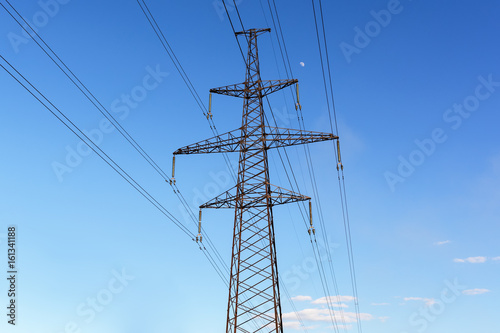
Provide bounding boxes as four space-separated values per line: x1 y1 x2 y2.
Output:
264 126 338 149
200 183 310 209
173 128 243 155
173 126 338 155
210 79 297 98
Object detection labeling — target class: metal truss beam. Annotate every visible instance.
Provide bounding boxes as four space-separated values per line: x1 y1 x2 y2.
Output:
173 126 337 155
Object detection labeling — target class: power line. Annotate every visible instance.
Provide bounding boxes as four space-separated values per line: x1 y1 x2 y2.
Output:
135 0 238 282
221 2 345 331
259 1 358 330
136 0 237 183
0 0 170 183
311 0 363 331
1 1 238 298
317 0 340 135
214 4 324 331
1 0 236 292
0 54 195 240
136 5 284 330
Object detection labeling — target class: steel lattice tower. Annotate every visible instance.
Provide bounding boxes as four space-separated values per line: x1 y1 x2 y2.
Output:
173 28 337 333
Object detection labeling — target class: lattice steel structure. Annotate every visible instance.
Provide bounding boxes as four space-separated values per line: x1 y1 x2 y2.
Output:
173 28 337 333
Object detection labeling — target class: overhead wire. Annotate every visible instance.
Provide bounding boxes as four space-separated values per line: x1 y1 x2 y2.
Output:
0 0 171 182
0 54 194 240
230 1 342 331
1 0 234 294
136 2 273 330
226 1 338 330
261 0 357 330
311 0 363 331
136 0 237 182
220 2 315 331
135 0 239 281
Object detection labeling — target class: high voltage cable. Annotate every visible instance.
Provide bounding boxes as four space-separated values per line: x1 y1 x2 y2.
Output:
220 2 318 331
136 0 205 116
233 0 339 326
1 0 232 293
0 55 194 240
137 3 278 330
265 0 352 328
266 0 293 85
222 2 345 332
310 0 335 134
313 0 363 325
135 0 238 284
0 0 169 183
258 0 355 330
136 2 267 330
318 0 340 135
136 0 237 182
221 0 246 61
311 0 363 331
310 235 340 333
1 2 314 331
2 0 200 240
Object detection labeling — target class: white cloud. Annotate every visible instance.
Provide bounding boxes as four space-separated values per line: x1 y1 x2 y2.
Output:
404 297 436 306
312 295 356 305
299 62 305 67
453 256 487 263
462 289 491 296
283 308 373 323
283 321 301 330
328 324 353 330
371 302 390 306
291 295 312 302
283 321 317 330
379 316 390 323
492 257 500 261
435 240 451 246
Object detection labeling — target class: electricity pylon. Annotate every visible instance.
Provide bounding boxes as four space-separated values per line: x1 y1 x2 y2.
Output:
173 28 337 333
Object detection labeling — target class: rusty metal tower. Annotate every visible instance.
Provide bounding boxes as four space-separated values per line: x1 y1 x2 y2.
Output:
173 28 337 333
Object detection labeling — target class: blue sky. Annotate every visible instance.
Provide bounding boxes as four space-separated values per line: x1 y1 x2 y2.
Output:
0 0 499 332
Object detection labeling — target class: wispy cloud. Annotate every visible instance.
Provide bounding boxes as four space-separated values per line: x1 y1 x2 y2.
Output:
404 297 436 306
312 295 356 305
453 256 487 263
492 257 500 261
291 295 312 302
462 289 491 296
434 240 451 246
371 302 390 306
379 316 390 323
